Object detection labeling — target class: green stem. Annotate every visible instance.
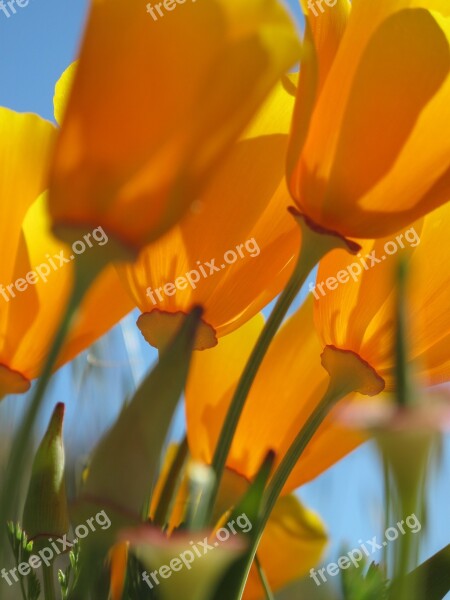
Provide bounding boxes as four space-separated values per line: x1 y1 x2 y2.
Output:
376 424 436 600
255 554 275 600
392 465 427 600
382 455 392 569
153 436 189 527
18 572 27 600
43 564 57 600
234 375 359 600
0 267 92 555
395 258 412 408
208 212 357 522
264 386 351 519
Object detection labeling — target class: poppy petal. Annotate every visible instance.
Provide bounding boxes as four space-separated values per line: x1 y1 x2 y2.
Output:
244 495 327 600
48 0 300 250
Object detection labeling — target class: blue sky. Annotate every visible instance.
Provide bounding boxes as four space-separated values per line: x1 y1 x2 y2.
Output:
0 0 449 597
0 0 89 120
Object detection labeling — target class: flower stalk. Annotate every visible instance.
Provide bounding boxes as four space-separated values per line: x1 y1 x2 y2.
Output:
0 256 103 556
207 210 360 523
232 346 385 600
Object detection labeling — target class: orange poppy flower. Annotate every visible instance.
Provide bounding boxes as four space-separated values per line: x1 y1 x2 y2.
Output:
183 301 362 598
48 0 300 253
314 202 450 390
117 79 301 350
0 103 133 399
288 0 450 238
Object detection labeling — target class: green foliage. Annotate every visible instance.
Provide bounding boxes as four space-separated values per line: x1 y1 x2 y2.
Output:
123 553 160 600
68 308 202 598
211 451 275 600
82 307 203 519
389 544 450 600
341 559 388 600
58 541 81 599
22 402 70 544
6 522 40 600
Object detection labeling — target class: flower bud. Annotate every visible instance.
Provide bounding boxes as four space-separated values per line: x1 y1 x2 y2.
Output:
23 403 69 547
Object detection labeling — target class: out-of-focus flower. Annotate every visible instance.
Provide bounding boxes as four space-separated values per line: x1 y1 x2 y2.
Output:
183 301 373 598
186 298 370 492
314 202 450 390
340 392 449 510
145 443 326 600
48 0 301 253
117 79 301 350
288 0 450 238
119 526 246 600
109 542 129 600
0 103 133 399
340 390 450 434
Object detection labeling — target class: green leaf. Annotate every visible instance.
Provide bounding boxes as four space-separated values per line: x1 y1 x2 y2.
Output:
341 558 388 600
211 451 275 600
230 450 275 527
389 544 450 600
153 437 189 528
69 307 202 597
81 306 203 518
6 522 41 600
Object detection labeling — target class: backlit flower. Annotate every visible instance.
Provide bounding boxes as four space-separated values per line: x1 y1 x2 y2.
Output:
0 103 133 399
183 301 362 598
288 0 450 238
314 202 450 390
48 0 300 253
117 79 301 350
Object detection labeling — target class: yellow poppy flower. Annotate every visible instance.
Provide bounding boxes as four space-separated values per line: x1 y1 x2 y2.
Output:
48 0 300 253
117 79 301 350
182 301 368 597
288 0 450 239
0 104 133 399
314 202 450 391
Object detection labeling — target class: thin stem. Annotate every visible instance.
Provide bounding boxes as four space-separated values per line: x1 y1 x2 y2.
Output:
264 381 353 529
255 554 275 600
382 455 392 568
393 473 426 600
209 258 303 479
18 572 27 600
234 379 356 600
395 258 411 407
208 213 355 522
153 436 189 527
43 565 57 600
0 270 90 553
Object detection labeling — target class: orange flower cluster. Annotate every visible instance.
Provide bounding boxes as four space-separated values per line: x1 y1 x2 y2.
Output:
1 0 450 598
